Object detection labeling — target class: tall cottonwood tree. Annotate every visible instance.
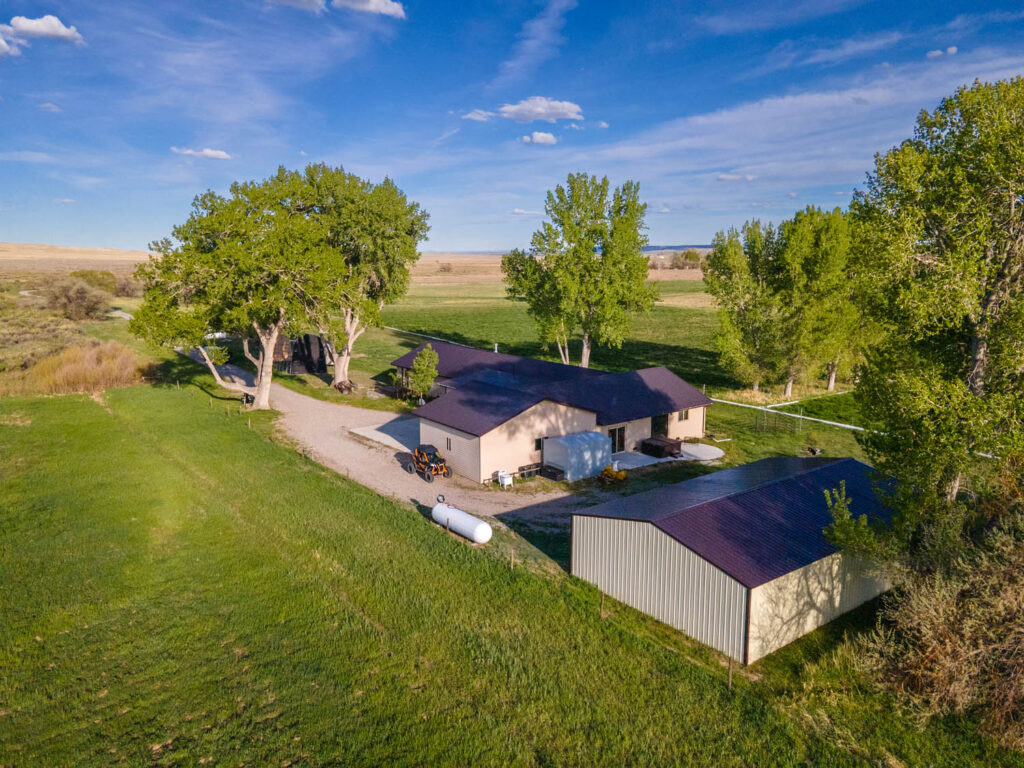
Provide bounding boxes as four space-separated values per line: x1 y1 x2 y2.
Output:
703 224 784 391
303 165 429 388
131 169 332 409
851 78 1024 509
502 173 655 367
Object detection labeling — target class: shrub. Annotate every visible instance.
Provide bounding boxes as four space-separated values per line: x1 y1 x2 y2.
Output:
0 341 145 396
115 273 143 297
45 277 111 320
438 262 454 274
671 249 703 269
0 294 83 372
407 343 439 398
69 269 118 294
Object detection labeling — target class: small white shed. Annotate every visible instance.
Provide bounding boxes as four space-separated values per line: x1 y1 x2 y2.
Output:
571 457 890 664
542 431 612 481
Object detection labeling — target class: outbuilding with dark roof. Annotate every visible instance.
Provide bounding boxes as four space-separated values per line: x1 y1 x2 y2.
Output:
571 457 891 663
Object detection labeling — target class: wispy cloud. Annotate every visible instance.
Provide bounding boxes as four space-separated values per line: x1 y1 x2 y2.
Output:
332 0 406 19
510 208 540 216
753 30 903 76
0 150 56 163
520 131 557 145
52 198 75 204
492 0 577 88
926 46 957 59
272 0 327 11
717 173 757 181
171 146 232 159
499 96 582 123
696 0 864 35
461 109 494 122
38 102 62 113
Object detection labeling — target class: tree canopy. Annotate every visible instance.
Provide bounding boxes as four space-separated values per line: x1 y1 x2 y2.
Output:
502 173 656 367
131 168 336 408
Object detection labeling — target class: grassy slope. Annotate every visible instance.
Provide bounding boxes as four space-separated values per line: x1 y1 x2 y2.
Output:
0 380 1012 767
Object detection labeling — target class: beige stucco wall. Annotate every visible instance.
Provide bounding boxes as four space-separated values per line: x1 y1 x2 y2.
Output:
572 516 749 662
746 553 889 664
478 400 597 483
601 417 652 453
419 419 481 483
667 406 707 440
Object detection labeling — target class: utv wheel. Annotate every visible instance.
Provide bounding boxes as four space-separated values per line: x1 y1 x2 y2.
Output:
404 463 416 474
424 471 434 483
442 466 452 478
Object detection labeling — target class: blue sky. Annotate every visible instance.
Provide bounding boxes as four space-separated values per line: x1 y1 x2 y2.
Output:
2 1 1024 251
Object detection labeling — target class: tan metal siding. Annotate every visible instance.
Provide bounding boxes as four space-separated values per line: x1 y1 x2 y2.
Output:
746 553 888 663
419 420 481 483
572 516 748 662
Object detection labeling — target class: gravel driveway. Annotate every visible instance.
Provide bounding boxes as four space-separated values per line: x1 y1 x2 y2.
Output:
196 354 598 528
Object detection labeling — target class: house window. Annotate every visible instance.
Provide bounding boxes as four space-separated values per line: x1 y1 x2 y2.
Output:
446 437 452 452
534 438 543 452
609 426 626 453
678 409 689 421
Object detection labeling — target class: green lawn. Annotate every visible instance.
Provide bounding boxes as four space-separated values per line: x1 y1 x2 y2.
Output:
775 392 867 427
0 377 1013 766
379 280 735 390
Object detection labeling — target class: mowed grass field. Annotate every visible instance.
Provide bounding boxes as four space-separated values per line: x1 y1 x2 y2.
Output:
0 377 1012 767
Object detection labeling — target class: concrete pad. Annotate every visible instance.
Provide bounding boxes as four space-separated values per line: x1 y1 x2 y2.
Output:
679 443 725 462
611 451 662 470
351 415 420 452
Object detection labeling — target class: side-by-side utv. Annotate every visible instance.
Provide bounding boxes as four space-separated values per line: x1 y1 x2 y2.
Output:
405 444 452 483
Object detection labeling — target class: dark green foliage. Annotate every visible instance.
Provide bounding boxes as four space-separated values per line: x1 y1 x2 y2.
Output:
44 277 110 320
69 269 117 294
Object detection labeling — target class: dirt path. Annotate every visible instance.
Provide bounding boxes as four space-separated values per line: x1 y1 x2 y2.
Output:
197 355 603 528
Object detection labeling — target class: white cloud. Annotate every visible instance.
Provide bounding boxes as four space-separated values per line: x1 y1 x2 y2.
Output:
493 0 577 87
510 208 540 215
499 96 582 123
521 131 558 145
717 173 757 182
754 31 903 76
596 120 610 129
927 46 958 59
787 191 798 198
658 206 672 214
171 146 232 159
462 109 494 122
332 0 405 19
38 102 62 113
1 14 83 57
568 123 583 130
52 198 75 204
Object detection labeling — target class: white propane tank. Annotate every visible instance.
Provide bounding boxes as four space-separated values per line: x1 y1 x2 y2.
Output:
431 495 492 544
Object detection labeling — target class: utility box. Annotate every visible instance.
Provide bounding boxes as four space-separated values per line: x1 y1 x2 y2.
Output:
542 431 612 482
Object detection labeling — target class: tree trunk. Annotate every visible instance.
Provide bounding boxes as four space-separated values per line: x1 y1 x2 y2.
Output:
784 376 794 398
330 308 365 389
752 378 760 393
580 334 592 368
251 318 284 410
947 471 962 503
967 333 988 397
555 338 570 365
826 358 838 392
195 345 257 400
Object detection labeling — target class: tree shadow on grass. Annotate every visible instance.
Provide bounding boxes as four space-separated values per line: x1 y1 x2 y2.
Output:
401 328 739 390
146 352 244 404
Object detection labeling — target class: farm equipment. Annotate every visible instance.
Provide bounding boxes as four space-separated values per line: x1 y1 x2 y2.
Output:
405 444 452 483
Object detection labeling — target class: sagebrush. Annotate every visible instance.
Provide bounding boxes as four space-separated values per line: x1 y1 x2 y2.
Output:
0 341 145 396
45 277 111 320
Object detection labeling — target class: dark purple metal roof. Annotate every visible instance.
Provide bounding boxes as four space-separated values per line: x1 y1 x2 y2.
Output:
413 381 545 436
574 457 890 588
401 341 712 433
